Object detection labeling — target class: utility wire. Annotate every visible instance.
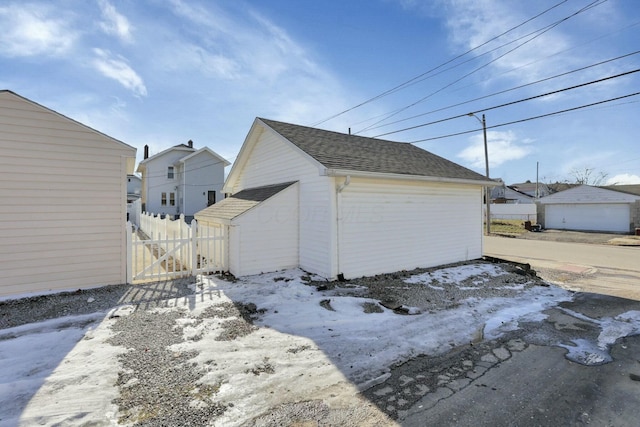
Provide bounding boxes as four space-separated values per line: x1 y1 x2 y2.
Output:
310 0 570 127
356 0 609 134
364 50 640 133
372 68 640 138
408 91 640 144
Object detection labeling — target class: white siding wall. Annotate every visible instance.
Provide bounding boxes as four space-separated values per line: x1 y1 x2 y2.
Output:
231 131 333 277
230 184 299 276
338 178 482 279
0 92 135 297
182 153 225 216
143 150 189 216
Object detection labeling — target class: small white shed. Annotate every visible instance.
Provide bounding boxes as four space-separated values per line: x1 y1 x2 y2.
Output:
538 185 640 233
0 90 136 298
196 118 494 280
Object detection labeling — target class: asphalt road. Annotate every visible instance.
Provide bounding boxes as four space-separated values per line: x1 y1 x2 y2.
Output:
483 235 640 301
399 237 640 426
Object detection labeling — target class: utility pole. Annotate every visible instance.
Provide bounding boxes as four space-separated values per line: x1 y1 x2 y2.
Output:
468 113 490 235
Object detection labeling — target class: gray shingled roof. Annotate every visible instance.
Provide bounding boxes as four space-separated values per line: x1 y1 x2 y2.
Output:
259 118 489 182
195 182 297 221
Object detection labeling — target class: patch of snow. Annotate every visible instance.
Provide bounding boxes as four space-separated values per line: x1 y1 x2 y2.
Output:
2 266 640 425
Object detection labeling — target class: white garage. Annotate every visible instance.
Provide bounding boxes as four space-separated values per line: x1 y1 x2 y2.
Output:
209 117 494 280
539 185 639 233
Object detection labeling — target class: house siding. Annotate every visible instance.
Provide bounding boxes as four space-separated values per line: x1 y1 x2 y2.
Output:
231 130 332 277
338 178 482 279
141 149 191 216
0 91 135 297
230 183 299 276
181 153 225 216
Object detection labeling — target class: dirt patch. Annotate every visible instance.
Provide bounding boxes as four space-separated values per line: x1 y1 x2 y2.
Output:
515 229 635 245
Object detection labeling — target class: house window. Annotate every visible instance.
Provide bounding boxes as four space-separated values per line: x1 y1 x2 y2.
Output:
170 192 175 206
161 192 167 206
167 166 174 179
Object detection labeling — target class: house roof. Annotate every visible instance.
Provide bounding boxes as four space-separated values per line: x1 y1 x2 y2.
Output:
178 147 231 167
137 143 230 172
538 184 640 204
195 182 297 223
602 184 640 197
257 118 493 184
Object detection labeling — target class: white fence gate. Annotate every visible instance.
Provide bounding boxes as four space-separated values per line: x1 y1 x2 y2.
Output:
127 213 227 282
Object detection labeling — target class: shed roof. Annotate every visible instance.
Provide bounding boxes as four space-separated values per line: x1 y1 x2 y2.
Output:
259 118 491 183
195 182 297 222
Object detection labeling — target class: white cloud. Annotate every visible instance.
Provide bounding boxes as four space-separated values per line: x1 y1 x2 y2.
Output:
0 4 77 57
458 130 531 168
92 49 147 97
159 1 353 124
98 0 133 43
606 174 640 185
440 0 574 81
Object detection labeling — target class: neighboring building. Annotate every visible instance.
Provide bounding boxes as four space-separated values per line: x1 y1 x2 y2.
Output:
0 90 136 298
491 180 534 204
136 141 230 218
127 174 141 202
195 118 494 279
537 184 640 233
510 181 551 198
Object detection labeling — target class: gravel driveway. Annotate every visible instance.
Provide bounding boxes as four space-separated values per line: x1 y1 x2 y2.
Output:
0 259 563 426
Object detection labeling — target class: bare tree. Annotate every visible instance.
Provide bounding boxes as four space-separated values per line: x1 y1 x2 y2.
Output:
570 167 609 186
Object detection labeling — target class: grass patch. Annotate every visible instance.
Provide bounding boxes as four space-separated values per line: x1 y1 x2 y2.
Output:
490 219 527 236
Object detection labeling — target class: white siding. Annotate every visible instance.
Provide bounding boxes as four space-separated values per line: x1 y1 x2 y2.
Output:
141 149 190 216
0 91 135 297
182 153 225 216
338 178 482 279
231 130 333 277
230 184 299 276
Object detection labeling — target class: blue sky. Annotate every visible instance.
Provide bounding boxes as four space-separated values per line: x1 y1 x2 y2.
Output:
1 0 639 185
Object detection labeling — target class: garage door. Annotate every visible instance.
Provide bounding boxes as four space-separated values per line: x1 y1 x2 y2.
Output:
545 203 630 232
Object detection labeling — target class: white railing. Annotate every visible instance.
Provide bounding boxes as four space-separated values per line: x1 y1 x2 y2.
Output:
127 217 227 283
138 212 191 241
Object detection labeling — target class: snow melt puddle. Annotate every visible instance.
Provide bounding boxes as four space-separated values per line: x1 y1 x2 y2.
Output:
557 309 640 366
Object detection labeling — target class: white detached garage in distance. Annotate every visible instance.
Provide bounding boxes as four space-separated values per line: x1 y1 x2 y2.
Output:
538 184 640 233
195 118 494 279
0 90 136 297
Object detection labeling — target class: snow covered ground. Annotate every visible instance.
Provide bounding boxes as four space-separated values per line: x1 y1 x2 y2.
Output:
2 264 640 426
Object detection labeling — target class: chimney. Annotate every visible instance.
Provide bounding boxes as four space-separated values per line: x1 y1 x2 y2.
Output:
144 144 149 159
188 140 193 148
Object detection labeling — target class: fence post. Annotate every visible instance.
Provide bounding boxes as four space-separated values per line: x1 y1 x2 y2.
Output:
191 219 198 275
126 221 133 284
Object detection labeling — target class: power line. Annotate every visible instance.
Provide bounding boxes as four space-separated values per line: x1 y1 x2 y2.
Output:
356 0 610 134
310 0 570 127
372 68 640 138
363 50 640 134
408 91 640 144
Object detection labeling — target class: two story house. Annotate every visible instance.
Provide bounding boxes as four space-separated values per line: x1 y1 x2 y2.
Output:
136 140 230 219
